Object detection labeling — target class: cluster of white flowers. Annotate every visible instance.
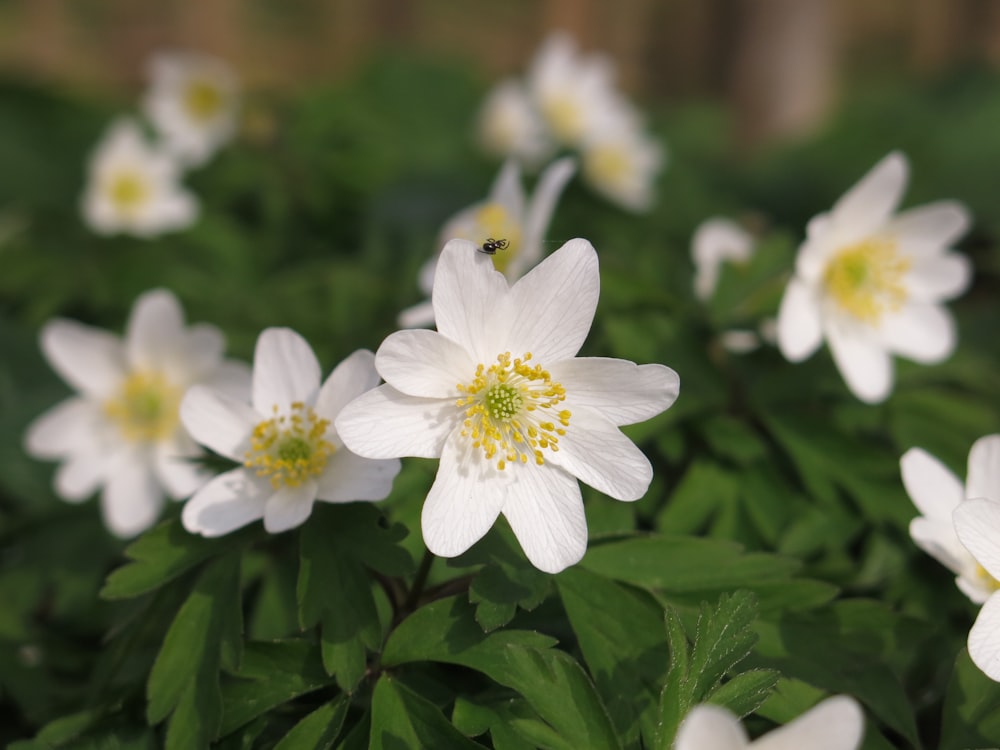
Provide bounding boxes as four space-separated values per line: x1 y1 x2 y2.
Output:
82 52 239 238
477 32 664 212
902 435 1000 681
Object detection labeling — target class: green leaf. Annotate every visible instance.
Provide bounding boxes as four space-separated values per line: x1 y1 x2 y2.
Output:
146 552 242 731
556 567 668 746
939 648 1000 750
273 696 349 750
101 519 254 600
370 676 486 749
452 697 569 750
656 461 739 535
706 669 780 716
165 673 223 750
219 640 336 736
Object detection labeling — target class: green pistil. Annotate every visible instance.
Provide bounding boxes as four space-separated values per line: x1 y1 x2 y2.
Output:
486 384 522 421
278 436 313 463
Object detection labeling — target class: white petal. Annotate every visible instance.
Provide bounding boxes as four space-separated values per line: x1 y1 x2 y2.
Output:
421 430 507 558
890 200 971 251
905 253 972 301
549 358 679 426
777 277 823 362
101 455 164 538
489 159 526 218
692 218 754 300
252 328 322 412
546 409 652 501
954 498 1000 581
503 238 599 362
375 330 474 399
501 463 586 574
878 303 955 364
909 517 969 577
433 239 513 363
514 156 577 277
182 468 269 537
54 448 113 502
203 360 253 402
154 436 209 499
825 319 893 403
24 397 104 459
263 482 318 533
967 434 1000 503
957 575 994 607
41 320 125 399
180 385 256 462
314 349 381 423
831 152 908 241
125 289 185 372
315 450 400 502
398 299 435 329
900 447 965 521
969 594 1000 682
674 705 748 750
334 385 456 459
752 695 864 750
172 323 226 382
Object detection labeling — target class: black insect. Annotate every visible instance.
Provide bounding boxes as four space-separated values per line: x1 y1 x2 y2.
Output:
479 238 509 255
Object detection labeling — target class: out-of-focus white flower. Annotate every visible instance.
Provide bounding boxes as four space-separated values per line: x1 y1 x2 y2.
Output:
674 695 864 750
777 152 971 403
955 497 1000 681
25 290 250 537
902 436 1000 605
399 157 576 328
338 238 679 573
692 218 755 301
180 329 401 537
477 79 553 167
143 51 239 167
81 119 198 237
580 122 664 213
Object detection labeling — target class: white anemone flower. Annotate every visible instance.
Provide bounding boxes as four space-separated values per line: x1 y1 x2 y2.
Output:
692 217 755 301
179 329 401 536
81 118 198 237
777 151 972 403
527 32 619 149
399 157 576 328
143 51 239 167
901 435 1000 605
24 289 250 538
337 238 680 573
477 79 553 167
954 502 1000 680
674 696 864 750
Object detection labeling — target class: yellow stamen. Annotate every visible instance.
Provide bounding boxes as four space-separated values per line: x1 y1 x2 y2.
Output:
541 95 583 143
585 143 630 188
244 402 335 489
107 171 149 214
104 371 181 443
823 238 910 324
456 352 571 470
183 78 223 122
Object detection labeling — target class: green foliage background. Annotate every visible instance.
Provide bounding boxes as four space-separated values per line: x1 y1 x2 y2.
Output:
1 53 999 749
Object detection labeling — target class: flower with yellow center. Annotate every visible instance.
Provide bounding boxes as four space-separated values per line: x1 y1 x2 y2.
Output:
477 78 552 166
777 151 972 403
143 51 239 167
338 238 680 574
24 289 250 537
580 123 664 213
399 157 576 329
180 329 400 537
81 119 197 237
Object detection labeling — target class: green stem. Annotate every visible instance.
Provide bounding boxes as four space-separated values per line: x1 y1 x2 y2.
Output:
403 548 435 613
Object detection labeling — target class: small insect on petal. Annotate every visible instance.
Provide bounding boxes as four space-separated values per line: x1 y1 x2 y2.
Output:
479 238 510 255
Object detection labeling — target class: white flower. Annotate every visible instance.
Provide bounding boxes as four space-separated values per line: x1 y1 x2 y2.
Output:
580 122 663 213
337 238 679 573
24 290 250 537
81 118 198 237
399 157 576 328
527 32 618 149
674 696 864 750
477 79 553 167
777 152 972 403
179 329 401 536
692 218 755 301
901 436 1000 605
955 501 1000 681
143 51 239 167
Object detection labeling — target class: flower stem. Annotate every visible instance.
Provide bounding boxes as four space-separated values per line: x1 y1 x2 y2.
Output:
403 548 435 613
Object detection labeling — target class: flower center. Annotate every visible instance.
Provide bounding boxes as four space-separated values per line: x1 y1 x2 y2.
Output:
823 238 910 324
107 171 150 214
456 352 571 471
184 78 224 122
541 95 583 143
584 143 630 188
104 371 181 443
244 402 335 489
473 203 522 275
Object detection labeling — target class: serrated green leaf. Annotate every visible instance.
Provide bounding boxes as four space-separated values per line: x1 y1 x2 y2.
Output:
100 519 253 600
146 552 242 727
656 608 692 748
273 696 349 750
452 696 571 750
656 461 738 535
688 591 759 697
322 503 415 577
706 669 780 716
939 648 1000 750
370 676 486 749
218 640 336 736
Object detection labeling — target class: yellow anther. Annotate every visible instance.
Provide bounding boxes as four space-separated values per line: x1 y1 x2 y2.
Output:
244 402 334 489
823 238 910 324
184 78 223 122
104 371 181 443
